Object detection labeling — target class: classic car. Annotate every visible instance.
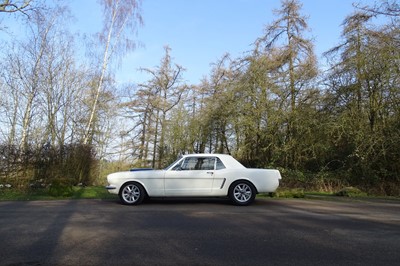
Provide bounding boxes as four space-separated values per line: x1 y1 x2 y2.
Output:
106 154 281 206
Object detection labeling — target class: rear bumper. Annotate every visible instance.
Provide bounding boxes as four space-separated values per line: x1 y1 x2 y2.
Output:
105 185 116 190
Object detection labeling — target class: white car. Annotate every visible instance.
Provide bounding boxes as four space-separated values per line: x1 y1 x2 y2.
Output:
106 154 281 206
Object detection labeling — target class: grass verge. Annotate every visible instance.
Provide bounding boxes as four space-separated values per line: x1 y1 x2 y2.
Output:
1 186 398 201
0 186 118 201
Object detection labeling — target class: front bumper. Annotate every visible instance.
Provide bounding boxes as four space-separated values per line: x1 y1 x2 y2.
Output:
105 185 119 194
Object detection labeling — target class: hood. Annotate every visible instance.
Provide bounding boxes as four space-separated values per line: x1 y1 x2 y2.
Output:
130 168 154 172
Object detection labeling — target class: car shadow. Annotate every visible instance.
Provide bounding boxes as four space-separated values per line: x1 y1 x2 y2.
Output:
146 197 233 205
106 196 276 206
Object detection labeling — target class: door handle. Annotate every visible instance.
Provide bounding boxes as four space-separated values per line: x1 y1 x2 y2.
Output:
206 171 214 175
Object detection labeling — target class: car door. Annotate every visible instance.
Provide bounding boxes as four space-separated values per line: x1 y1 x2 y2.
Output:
164 156 215 196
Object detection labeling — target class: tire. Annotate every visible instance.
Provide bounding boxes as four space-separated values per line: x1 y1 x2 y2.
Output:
119 182 145 205
229 181 256 206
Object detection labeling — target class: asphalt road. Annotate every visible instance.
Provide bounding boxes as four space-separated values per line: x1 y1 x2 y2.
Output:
0 197 399 266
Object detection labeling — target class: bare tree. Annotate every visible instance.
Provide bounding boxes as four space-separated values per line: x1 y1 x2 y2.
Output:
0 5 87 150
255 0 317 112
83 0 143 145
354 0 400 17
0 0 32 15
135 46 186 168
123 84 157 166
3 10 58 151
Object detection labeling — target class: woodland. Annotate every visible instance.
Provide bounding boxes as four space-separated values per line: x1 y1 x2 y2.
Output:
0 0 399 196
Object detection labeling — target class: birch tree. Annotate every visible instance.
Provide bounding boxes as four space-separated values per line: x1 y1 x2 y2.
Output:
2 9 62 151
83 0 143 145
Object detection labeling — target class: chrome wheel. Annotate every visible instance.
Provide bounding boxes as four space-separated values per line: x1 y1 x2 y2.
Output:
119 182 145 205
233 183 252 203
229 181 256 206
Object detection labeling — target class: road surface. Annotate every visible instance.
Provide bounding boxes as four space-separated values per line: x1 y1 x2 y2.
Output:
0 198 399 265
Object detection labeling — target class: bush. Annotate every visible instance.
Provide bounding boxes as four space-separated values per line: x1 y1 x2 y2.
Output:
0 143 98 192
279 169 347 193
48 178 74 197
274 188 305 198
335 187 367 197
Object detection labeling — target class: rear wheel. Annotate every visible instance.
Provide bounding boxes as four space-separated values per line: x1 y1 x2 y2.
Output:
229 181 256 206
119 182 145 205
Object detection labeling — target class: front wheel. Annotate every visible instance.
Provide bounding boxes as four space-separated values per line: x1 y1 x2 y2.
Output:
229 181 256 206
119 182 145 205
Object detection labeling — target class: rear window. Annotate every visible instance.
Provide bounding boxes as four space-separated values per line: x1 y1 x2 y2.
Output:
216 158 226 170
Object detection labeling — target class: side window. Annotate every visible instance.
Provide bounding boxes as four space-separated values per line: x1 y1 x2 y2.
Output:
199 158 215 170
180 157 216 170
181 157 198 170
216 158 226 170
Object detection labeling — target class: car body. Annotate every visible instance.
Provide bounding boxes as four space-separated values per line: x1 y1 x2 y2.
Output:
106 154 281 205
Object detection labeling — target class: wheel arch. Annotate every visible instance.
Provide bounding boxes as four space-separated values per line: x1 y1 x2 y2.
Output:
228 179 258 195
119 180 149 197
228 179 258 206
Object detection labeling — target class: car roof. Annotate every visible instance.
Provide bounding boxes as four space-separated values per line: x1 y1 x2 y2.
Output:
183 153 230 157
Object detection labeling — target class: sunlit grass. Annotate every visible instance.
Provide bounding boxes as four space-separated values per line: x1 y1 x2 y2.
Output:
258 189 336 199
0 186 118 201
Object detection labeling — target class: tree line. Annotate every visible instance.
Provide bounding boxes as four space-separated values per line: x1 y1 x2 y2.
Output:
0 0 399 195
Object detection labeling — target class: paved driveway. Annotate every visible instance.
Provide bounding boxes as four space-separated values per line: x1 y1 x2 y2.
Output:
0 198 399 265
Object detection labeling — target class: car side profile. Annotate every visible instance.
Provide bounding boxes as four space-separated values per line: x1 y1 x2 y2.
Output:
106 154 281 206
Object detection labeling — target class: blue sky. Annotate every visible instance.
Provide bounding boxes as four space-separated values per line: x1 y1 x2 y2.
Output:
5 0 383 85
106 0 380 85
